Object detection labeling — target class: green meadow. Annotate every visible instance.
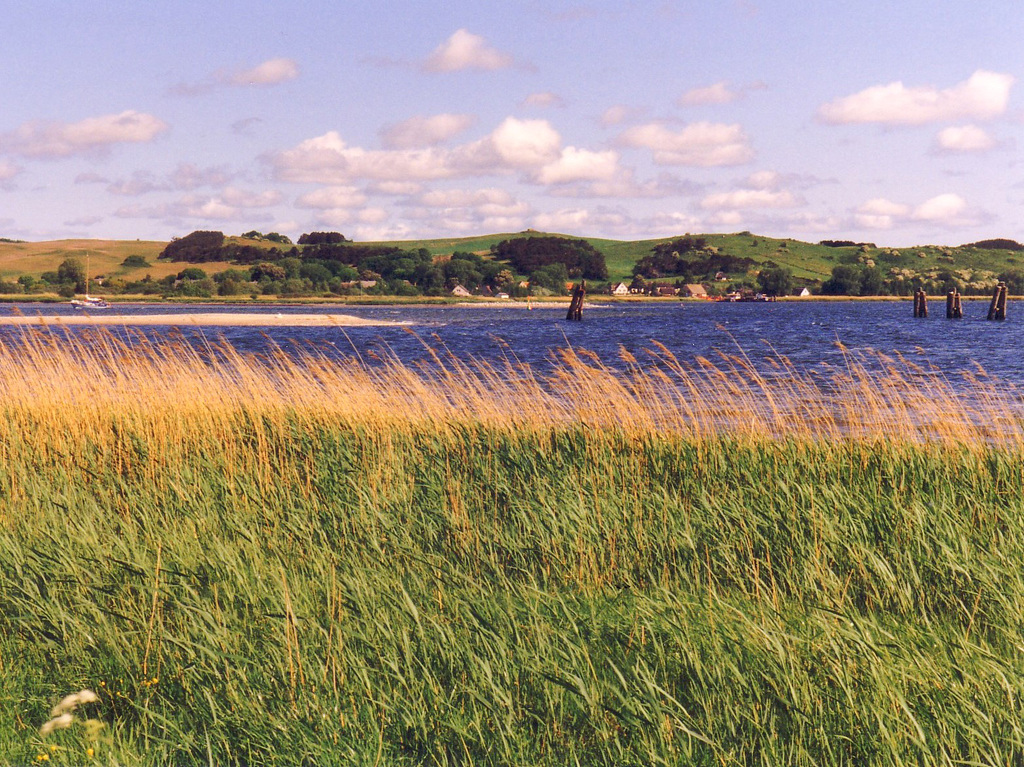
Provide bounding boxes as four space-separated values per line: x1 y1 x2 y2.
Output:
4 231 1022 291
3 331 1024 765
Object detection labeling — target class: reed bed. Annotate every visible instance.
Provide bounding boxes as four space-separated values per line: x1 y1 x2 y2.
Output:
2 328 1024 765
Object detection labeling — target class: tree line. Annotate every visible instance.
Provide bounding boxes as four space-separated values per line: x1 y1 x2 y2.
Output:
141 230 611 297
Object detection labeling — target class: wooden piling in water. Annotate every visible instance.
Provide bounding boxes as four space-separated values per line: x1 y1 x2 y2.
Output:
913 289 928 318
566 280 586 321
987 282 1007 320
946 289 963 319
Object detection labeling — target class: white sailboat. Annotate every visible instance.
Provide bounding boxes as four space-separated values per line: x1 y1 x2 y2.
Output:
70 254 109 309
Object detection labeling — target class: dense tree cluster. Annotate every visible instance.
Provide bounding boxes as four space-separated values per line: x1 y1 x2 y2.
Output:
159 231 227 262
820 264 885 296
490 236 607 280
241 230 292 244
756 267 793 296
819 240 876 248
153 231 524 296
158 231 300 264
633 237 757 281
651 237 708 257
997 270 1024 294
970 239 1024 251
297 231 349 245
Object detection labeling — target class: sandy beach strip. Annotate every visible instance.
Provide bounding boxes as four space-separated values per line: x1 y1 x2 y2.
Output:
0 312 410 327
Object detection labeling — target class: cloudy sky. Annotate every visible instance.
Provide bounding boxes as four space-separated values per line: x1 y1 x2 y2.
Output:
2 0 1021 246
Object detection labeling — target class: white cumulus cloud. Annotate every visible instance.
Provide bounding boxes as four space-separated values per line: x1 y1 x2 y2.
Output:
535 147 621 185
522 92 566 108
296 186 368 209
270 131 452 184
171 58 299 95
854 193 985 230
700 188 799 210
406 187 530 232
379 114 475 149
745 170 783 190
912 193 967 222
220 187 282 208
170 163 236 190
107 171 165 196
369 180 423 196
600 106 632 127
532 207 631 234
357 208 389 224
818 70 1015 126
0 159 21 182
423 29 513 72
272 117 621 190
617 121 754 166
853 198 911 229
479 117 561 168
935 124 996 152
0 111 168 158
113 187 280 224
229 57 299 86
416 187 518 209
678 81 738 106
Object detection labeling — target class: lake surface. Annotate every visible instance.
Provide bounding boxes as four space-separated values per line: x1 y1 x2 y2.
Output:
2 300 1022 386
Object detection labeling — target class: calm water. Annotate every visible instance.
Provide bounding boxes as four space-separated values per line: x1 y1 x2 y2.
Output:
2 300 1022 387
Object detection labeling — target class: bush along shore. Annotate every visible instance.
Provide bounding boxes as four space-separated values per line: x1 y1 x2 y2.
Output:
3 330 1024 764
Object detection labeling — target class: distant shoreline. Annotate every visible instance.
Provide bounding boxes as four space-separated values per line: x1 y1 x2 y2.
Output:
0 312 410 327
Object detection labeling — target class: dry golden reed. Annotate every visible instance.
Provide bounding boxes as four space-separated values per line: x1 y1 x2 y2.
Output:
0 326 1020 448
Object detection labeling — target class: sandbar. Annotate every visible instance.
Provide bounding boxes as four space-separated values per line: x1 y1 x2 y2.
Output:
0 312 409 327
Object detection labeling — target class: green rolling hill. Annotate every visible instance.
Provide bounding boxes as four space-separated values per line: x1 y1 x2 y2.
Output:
0 231 1021 296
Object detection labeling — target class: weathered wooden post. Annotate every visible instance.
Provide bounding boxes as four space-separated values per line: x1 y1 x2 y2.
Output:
566 280 586 321
913 288 928 318
946 289 963 319
987 282 1007 320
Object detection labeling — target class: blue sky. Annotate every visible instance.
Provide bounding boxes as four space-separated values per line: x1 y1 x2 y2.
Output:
1 0 1021 246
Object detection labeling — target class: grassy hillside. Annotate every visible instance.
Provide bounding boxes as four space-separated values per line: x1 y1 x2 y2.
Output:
345 230 1024 286
0 239 167 280
0 237 283 288
1 232 1022 292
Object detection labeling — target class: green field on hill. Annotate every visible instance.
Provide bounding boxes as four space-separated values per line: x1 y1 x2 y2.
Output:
1 231 1022 296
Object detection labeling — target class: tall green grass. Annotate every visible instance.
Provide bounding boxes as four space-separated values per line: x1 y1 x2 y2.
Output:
2 329 1024 764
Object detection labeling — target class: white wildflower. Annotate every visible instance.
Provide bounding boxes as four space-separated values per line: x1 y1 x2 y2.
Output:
50 689 98 717
39 713 73 736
